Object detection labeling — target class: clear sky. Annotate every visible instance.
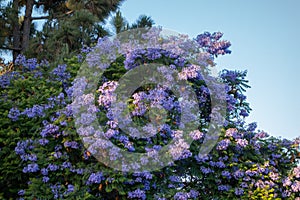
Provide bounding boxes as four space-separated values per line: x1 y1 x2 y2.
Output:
119 0 300 139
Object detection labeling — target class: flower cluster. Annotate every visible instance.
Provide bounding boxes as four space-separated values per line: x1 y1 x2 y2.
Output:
1 28 299 200
195 32 231 57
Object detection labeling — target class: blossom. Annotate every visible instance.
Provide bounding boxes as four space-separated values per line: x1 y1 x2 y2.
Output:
236 138 248 148
222 170 231 179
282 190 291 198
233 170 245 179
51 64 71 83
87 172 104 185
174 192 188 200
8 107 21 121
218 185 231 191
282 177 292 187
188 190 199 198
291 181 300 192
22 105 45 118
23 163 39 173
48 164 59 171
189 130 204 140
169 138 190 160
235 188 244 196
42 176 50 183
15 55 38 71
128 189 146 200
40 124 59 137
178 64 201 80
215 161 226 168
200 166 214 174
18 190 25 196
254 131 269 139
64 141 79 149
293 166 300 178
97 81 118 108
38 138 49 146
65 184 75 194
195 32 231 57
216 139 231 151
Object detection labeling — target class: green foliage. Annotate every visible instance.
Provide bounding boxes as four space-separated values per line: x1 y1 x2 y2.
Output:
0 30 299 199
0 69 63 199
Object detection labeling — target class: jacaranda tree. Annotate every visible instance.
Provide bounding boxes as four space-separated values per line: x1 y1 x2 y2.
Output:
0 27 299 200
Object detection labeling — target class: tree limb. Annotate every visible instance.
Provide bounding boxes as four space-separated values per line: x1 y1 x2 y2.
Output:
31 16 49 20
0 46 22 51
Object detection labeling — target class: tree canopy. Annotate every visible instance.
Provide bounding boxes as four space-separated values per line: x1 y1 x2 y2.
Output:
0 1 299 199
0 27 299 199
0 0 124 62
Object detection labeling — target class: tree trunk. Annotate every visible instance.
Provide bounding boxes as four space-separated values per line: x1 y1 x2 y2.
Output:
21 0 34 53
12 0 21 62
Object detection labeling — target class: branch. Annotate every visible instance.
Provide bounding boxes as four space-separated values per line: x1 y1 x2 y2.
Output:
31 16 49 20
31 11 74 21
0 46 22 51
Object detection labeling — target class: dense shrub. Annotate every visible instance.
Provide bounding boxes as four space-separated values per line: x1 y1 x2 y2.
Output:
0 28 299 200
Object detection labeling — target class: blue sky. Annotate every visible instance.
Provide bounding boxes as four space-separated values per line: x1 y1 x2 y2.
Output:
119 0 300 139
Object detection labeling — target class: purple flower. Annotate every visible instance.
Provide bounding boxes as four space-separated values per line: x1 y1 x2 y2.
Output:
61 162 72 169
48 164 59 171
51 64 71 82
215 161 226 168
216 139 231 151
104 129 117 139
75 113 96 125
128 189 146 200
42 176 50 183
18 190 25 196
254 131 269 139
239 109 249 117
188 190 199 198
222 171 231 179
28 154 37 161
40 124 59 137
245 170 258 177
235 188 244 196
15 140 33 155
196 32 231 57
236 138 248 148
41 168 48 176
293 166 300 178
218 185 231 191
282 190 291 198
200 166 214 174
174 192 188 200
240 182 248 188
22 105 45 118
38 138 49 146
15 55 38 71
8 108 21 121
233 170 244 179
23 163 39 173
225 128 238 137
64 141 79 149
76 168 84 174
169 176 181 182
247 122 257 131
87 172 104 185
65 184 75 194
189 130 204 140
291 181 300 192
178 65 201 80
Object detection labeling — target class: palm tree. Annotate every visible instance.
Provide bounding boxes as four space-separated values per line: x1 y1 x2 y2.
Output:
131 15 154 29
111 10 128 34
